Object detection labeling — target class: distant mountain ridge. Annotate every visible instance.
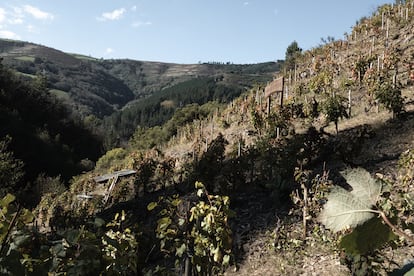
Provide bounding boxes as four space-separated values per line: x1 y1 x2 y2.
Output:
0 39 281 118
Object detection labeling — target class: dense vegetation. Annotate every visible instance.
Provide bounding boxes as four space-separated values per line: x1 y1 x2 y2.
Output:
0 61 103 204
104 77 243 147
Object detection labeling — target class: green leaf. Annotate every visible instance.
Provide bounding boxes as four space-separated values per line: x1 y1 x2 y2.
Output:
0 194 15 207
195 181 204 189
222 254 230 266
20 209 34 224
175 243 186 257
171 198 181 207
197 189 203 197
147 202 158 211
404 268 414 276
340 217 397 255
65 229 82 244
213 246 222 263
93 217 105 228
157 217 172 231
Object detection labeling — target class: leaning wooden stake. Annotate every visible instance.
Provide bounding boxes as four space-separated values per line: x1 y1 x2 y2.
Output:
302 183 308 239
0 205 22 255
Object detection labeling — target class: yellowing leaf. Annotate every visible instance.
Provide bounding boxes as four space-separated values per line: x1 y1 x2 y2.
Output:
195 181 204 189
0 193 15 207
176 243 186 257
213 247 222 263
223 254 230 266
147 202 158 211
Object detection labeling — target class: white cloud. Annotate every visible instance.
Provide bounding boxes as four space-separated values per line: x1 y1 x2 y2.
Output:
23 5 54 20
0 30 20 39
105 48 114 54
132 21 152 28
9 18 23 25
0 8 6 23
9 7 25 24
131 6 137 12
26 24 36 33
98 8 126 21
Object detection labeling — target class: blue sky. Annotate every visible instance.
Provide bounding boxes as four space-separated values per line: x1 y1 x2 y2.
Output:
0 0 393 64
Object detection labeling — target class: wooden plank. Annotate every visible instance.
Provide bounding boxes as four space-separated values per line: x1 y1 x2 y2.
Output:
93 169 137 183
77 194 93 199
265 77 284 98
104 174 119 204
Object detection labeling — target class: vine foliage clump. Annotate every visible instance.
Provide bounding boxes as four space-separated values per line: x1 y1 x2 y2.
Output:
148 181 233 275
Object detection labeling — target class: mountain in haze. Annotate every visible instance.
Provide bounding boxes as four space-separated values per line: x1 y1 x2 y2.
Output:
0 39 282 119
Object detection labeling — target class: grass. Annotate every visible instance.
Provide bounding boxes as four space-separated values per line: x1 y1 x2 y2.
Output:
15 71 36 79
70 53 98 61
49 89 70 100
14 56 35 62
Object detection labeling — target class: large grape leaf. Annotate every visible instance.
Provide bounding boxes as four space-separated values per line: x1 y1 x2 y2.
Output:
341 167 382 205
318 168 382 232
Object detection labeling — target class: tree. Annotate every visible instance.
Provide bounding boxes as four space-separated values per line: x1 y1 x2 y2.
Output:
323 95 348 134
374 80 404 118
284 41 302 71
0 136 24 197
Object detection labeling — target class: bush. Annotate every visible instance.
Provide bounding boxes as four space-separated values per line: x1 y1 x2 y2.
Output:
95 148 128 171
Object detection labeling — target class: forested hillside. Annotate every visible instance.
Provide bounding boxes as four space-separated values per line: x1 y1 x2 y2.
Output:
0 39 281 120
0 61 103 205
1 1 414 275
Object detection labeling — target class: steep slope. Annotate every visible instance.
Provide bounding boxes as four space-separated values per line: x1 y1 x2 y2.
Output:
40 2 414 275
0 61 103 206
0 39 135 117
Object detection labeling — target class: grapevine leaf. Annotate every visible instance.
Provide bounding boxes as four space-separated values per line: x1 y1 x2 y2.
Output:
157 217 171 232
20 209 34 224
318 167 382 232
405 268 414 276
341 167 382 205
223 254 230 266
93 217 105 228
195 181 204 189
339 217 397 255
213 246 222 262
176 243 186 257
0 194 15 207
147 202 158 211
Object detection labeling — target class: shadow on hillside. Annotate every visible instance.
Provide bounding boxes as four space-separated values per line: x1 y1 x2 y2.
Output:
222 109 414 268
98 110 414 273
